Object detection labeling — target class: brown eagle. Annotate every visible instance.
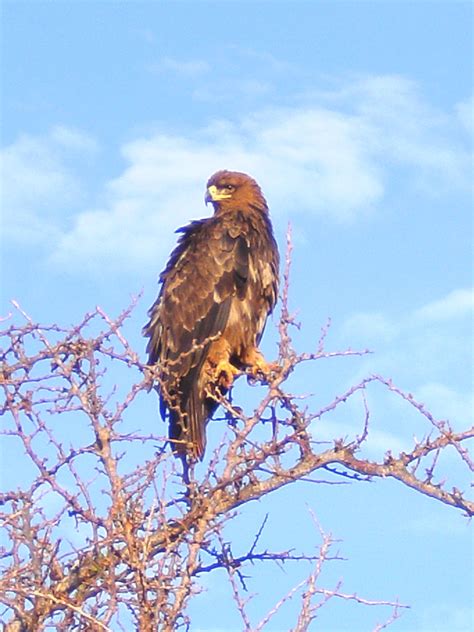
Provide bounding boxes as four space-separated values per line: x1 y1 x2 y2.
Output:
143 170 279 461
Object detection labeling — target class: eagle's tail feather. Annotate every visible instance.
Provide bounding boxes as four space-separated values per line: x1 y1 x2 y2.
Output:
187 381 222 461
186 385 208 460
168 386 214 461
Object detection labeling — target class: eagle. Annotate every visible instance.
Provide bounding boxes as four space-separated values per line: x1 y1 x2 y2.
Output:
143 170 279 462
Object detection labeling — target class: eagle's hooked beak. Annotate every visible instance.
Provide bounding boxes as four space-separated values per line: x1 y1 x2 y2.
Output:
205 184 232 205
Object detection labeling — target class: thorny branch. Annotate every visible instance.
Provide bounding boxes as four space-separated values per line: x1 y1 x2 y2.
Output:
0 233 472 630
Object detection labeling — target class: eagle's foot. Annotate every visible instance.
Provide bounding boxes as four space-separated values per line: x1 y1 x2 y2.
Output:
245 350 280 383
213 359 241 390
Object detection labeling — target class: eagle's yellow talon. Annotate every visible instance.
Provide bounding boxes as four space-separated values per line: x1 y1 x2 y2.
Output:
243 348 279 381
214 359 241 389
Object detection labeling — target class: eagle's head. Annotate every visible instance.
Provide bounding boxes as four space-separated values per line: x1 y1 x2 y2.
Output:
205 170 268 213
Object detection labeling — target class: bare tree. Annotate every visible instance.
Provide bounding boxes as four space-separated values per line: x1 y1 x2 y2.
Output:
1 237 472 631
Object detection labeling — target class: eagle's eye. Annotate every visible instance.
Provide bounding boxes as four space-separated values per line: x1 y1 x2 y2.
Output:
223 184 235 192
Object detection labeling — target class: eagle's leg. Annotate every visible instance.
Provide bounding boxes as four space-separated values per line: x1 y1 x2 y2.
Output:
243 347 279 380
205 339 241 393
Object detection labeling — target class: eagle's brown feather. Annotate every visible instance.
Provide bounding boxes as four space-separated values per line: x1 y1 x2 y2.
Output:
144 171 279 460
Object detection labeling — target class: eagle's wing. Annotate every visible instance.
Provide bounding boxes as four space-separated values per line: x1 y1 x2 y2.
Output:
144 218 249 457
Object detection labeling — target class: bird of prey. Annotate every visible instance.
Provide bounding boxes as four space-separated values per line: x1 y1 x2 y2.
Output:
143 170 279 462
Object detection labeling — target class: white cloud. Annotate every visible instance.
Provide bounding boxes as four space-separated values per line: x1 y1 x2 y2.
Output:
192 78 273 102
415 382 473 425
148 57 210 77
313 418 408 457
3 75 470 271
133 28 156 45
51 133 249 272
246 107 383 217
456 95 473 136
227 45 296 74
316 75 472 193
339 288 473 432
341 312 399 343
1 126 97 245
420 604 474 632
50 125 99 153
343 288 473 351
50 107 384 272
403 513 470 536
413 288 474 322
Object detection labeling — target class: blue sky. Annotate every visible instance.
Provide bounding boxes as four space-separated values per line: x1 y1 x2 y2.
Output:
1 1 473 630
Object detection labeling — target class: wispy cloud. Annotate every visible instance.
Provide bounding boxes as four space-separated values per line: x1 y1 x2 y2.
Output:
49 104 383 272
192 78 273 102
1 126 98 245
340 287 473 428
132 27 156 45
226 45 297 73
3 75 470 272
310 75 472 193
413 288 474 322
148 57 210 77
419 604 474 632
415 382 473 424
313 417 408 458
341 312 399 344
49 125 98 152
456 94 473 136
